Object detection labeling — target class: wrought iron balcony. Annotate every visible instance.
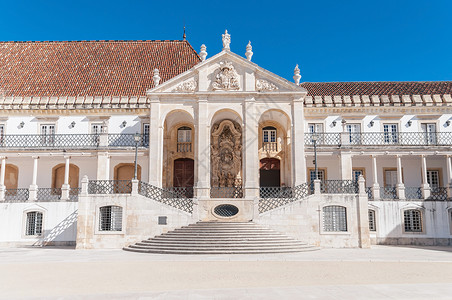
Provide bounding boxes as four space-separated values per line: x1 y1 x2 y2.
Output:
305 132 452 147
0 133 148 149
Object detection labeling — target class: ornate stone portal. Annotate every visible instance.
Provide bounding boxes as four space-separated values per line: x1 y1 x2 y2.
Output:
211 120 242 187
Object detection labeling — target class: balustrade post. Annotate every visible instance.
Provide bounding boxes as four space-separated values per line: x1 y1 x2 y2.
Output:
0 156 5 201
131 179 139 196
28 156 39 201
396 155 405 200
314 179 321 195
61 156 71 201
99 133 108 147
421 155 431 199
446 155 452 199
81 175 89 195
371 155 380 200
358 175 366 196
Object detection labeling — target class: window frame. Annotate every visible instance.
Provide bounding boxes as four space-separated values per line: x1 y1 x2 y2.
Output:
402 209 424 234
382 123 399 144
321 205 349 233
352 168 366 182
23 210 44 238
426 169 442 189
96 205 124 234
307 168 327 182
368 209 376 232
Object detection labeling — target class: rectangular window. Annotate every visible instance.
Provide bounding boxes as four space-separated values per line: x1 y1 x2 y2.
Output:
308 123 324 144
40 124 55 145
383 124 398 144
426 170 440 189
384 170 398 187
368 210 376 231
421 123 437 145
352 169 364 182
404 210 422 232
91 123 104 134
309 169 325 182
26 212 43 236
143 123 150 146
0 124 4 145
323 206 347 232
346 124 361 144
99 206 123 231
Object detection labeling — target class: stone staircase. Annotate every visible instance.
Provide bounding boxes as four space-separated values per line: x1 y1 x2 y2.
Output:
123 221 318 254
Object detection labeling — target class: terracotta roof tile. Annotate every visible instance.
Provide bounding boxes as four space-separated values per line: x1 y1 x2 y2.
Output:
300 81 452 97
0 40 200 97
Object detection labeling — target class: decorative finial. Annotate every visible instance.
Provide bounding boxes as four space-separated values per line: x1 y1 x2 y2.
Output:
183 25 186 40
153 69 161 86
222 30 231 50
245 41 253 61
293 64 301 86
200 44 207 61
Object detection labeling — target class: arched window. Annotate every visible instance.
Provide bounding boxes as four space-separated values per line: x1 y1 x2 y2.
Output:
262 126 277 151
368 209 376 232
177 126 192 152
52 163 79 189
323 206 347 232
99 206 123 231
403 209 422 232
26 211 43 236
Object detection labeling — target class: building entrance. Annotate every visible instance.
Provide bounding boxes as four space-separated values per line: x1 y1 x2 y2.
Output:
259 158 280 187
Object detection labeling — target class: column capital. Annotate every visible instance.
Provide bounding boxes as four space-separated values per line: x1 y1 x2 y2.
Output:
32 156 40 160
64 155 71 160
0 156 6 160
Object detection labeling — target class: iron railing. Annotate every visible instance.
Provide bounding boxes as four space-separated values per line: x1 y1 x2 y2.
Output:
37 188 62 201
405 187 422 200
305 132 452 147
163 187 194 199
380 187 397 199
210 186 243 198
259 183 312 213
321 180 359 194
69 187 81 201
88 180 132 194
108 134 147 147
366 187 373 200
0 133 148 149
428 187 449 201
5 188 29 202
139 181 193 213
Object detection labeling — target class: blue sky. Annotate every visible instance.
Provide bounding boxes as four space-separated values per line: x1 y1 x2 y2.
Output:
0 0 451 83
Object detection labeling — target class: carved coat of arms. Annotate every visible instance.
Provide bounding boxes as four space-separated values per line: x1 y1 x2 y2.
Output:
212 61 240 91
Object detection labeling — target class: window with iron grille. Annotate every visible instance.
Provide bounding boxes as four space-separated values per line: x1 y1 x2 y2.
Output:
383 124 398 144
99 206 123 231
25 211 43 236
352 169 364 182
323 206 347 232
346 124 361 144
426 170 440 189
143 123 150 146
309 169 325 182
403 209 422 232
40 124 55 145
368 209 376 231
0 124 4 145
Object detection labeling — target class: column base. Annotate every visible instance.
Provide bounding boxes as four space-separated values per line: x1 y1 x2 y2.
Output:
61 184 70 201
421 183 431 199
0 184 5 202
372 183 380 200
28 184 38 201
396 184 405 200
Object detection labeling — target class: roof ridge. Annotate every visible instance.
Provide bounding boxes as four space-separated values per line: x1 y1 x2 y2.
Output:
302 81 452 84
0 39 187 43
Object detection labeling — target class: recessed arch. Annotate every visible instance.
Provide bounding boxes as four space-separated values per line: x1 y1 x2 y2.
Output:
5 164 19 190
114 163 142 181
161 108 195 128
209 108 242 127
52 163 79 189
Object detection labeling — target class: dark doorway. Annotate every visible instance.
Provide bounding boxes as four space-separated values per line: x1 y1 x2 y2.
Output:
259 158 280 187
173 158 194 197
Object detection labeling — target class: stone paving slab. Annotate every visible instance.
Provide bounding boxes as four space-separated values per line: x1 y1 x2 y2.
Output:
0 245 451 299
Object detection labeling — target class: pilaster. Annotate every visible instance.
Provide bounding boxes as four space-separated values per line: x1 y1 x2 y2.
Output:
292 97 306 185
194 96 210 200
243 97 259 199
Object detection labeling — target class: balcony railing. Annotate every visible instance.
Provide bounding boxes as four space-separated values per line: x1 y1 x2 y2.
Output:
37 188 62 201
88 180 132 194
0 133 148 149
321 180 359 194
262 142 278 152
163 187 194 199
5 188 29 202
177 142 192 153
305 132 452 147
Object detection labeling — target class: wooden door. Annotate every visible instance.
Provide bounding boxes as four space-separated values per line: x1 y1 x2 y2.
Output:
173 159 194 187
259 158 281 187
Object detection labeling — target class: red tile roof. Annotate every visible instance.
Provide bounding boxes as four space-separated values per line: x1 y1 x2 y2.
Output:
300 81 452 97
0 40 200 97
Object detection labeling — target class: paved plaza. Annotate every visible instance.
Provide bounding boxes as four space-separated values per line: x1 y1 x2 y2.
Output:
0 245 452 299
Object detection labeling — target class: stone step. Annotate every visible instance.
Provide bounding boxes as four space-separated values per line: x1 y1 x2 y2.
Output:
151 237 296 242
142 239 303 244
123 247 318 255
171 229 277 234
135 242 308 248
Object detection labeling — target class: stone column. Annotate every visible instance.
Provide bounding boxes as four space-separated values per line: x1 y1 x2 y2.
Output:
371 155 380 200
28 156 39 201
357 175 370 248
421 155 431 199
396 155 405 200
194 96 210 201
148 96 163 187
61 156 71 201
96 152 110 180
446 155 452 198
243 97 259 199
0 156 6 201
339 151 353 180
291 96 306 186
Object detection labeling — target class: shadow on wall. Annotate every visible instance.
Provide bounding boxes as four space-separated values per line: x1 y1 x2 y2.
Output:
34 211 78 247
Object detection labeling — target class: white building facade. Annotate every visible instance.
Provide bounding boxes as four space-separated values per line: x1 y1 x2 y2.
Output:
0 32 451 249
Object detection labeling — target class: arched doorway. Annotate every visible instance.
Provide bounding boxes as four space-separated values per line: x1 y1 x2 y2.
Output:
173 158 194 198
259 158 280 187
5 164 18 189
52 164 79 188
114 163 142 181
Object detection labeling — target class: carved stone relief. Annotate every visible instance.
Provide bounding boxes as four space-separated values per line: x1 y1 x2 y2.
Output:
256 79 278 92
211 120 242 187
172 79 197 92
211 61 240 91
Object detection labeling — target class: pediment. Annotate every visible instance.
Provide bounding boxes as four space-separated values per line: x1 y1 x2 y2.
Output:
147 50 306 95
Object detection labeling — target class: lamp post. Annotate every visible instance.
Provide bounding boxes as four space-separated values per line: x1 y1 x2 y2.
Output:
312 134 318 180
133 132 141 180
